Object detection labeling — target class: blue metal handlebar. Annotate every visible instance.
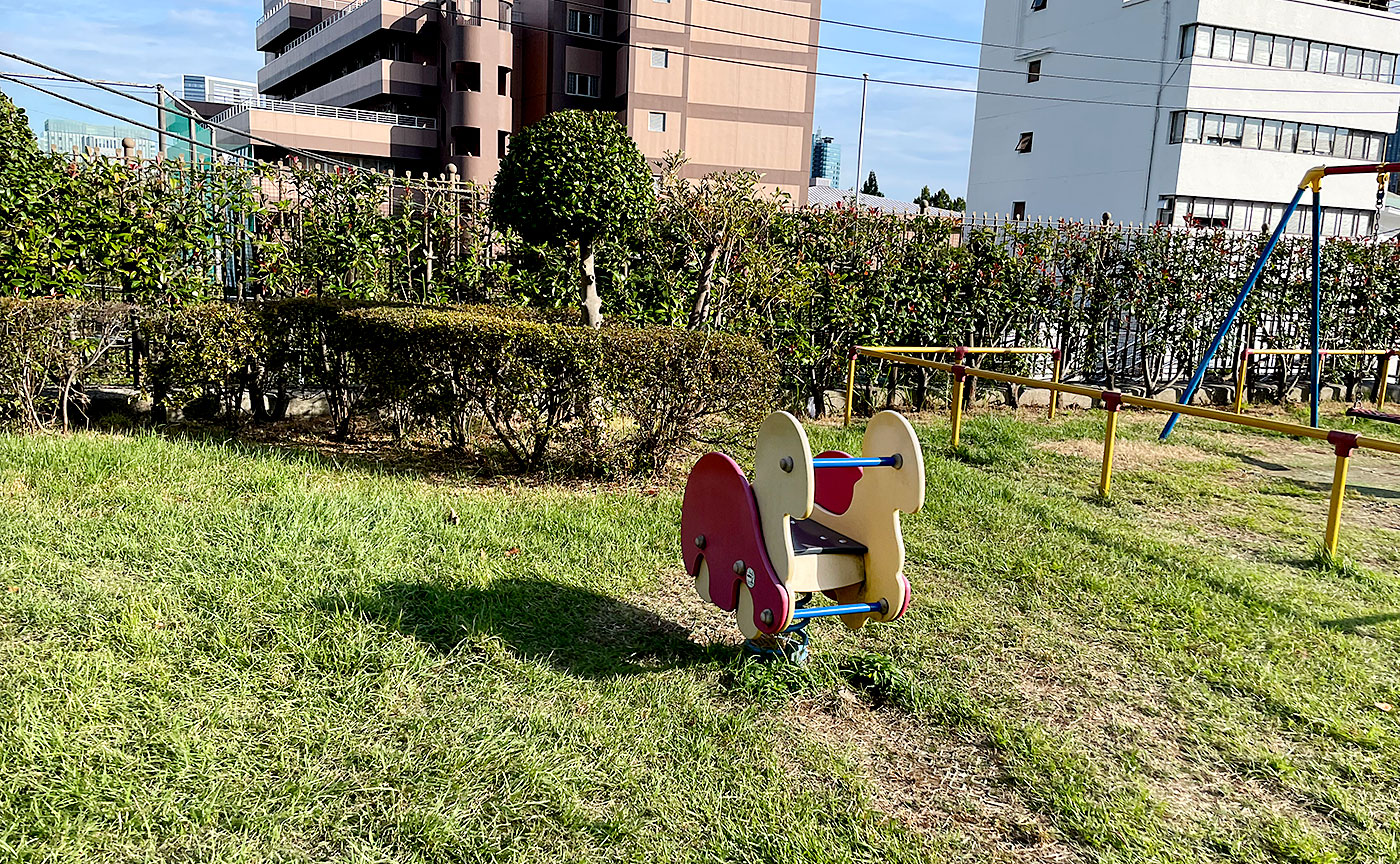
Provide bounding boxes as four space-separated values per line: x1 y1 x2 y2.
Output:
811 456 900 469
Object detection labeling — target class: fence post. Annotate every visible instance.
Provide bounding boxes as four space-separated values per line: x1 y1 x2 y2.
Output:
844 348 858 427
1233 348 1251 415
1324 431 1359 556
1048 348 1063 420
1378 351 1396 410
950 364 967 449
1099 391 1123 498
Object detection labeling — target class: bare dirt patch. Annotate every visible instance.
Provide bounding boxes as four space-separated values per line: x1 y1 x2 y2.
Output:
787 692 1082 863
637 565 747 649
1010 660 1337 851
1034 437 1217 470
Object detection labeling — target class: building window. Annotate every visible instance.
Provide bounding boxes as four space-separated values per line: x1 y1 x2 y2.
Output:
565 71 601 97
567 9 603 36
651 48 669 68
1167 109 1390 161
648 111 666 132
1030 0 1046 10
1183 21 1400 85
1013 202 1026 220
1015 132 1033 153
498 129 509 156
1174 196 1373 237
498 66 510 95
1026 59 1041 83
453 126 481 157
456 62 481 92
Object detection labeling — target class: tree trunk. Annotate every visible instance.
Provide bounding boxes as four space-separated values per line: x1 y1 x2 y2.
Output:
689 243 722 329
580 238 602 329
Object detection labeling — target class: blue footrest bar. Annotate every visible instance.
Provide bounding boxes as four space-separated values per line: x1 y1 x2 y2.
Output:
789 601 886 621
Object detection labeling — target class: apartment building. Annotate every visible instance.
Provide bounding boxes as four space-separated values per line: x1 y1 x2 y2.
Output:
217 0 818 199
966 0 1400 236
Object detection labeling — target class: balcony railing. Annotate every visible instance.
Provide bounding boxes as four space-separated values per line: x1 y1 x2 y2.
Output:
211 96 437 129
257 0 358 26
273 0 376 56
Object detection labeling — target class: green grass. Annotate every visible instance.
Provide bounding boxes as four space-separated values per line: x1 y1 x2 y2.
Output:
1 408 1398 863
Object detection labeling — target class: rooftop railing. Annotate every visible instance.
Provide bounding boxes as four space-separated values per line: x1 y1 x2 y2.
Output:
257 0 357 26
211 96 437 130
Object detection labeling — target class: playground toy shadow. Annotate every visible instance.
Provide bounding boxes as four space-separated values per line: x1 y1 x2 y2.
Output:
325 577 721 678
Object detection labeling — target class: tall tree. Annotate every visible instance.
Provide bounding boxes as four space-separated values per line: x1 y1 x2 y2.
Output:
931 188 955 210
492 110 655 327
914 185 934 209
860 171 882 197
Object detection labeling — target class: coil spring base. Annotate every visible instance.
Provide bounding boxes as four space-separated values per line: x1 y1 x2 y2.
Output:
743 593 814 664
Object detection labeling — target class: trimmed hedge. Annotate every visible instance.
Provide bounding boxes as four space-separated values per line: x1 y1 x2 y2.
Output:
0 297 777 476
329 302 774 473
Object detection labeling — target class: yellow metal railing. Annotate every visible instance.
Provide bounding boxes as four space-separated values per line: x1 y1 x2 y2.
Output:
1232 348 1398 414
854 345 1400 556
844 345 1062 427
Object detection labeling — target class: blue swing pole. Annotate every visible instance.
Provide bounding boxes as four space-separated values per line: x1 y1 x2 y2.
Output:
1311 184 1323 429
1161 183 1310 440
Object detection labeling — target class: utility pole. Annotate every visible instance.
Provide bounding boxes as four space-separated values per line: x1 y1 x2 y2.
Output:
155 83 167 157
854 72 868 211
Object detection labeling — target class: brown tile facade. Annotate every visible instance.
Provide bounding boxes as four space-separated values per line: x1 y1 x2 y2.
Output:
239 0 817 198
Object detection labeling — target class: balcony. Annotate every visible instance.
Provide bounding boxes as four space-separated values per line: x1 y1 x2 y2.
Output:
296 60 438 108
213 96 439 163
256 0 358 52
211 95 436 129
257 0 436 94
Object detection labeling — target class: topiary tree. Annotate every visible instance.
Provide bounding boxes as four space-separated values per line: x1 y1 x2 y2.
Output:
491 110 656 328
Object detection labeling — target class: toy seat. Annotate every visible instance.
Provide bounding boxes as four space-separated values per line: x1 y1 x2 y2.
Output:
680 410 925 641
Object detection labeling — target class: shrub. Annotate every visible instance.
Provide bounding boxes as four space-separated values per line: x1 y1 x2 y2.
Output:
0 298 129 431
138 303 263 423
602 324 775 473
329 304 775 474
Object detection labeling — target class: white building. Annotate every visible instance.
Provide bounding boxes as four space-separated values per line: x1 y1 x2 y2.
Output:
966 0 1400 236
182 75 258 105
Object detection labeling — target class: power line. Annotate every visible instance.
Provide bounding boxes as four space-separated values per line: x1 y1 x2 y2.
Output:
1 74 259 163
0 52 376 172
475 11 1400 117
573 0 1400 97
2 72 156 89
703 0 1400 74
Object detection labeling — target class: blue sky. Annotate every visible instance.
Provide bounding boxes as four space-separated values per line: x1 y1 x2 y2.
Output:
0 0 984 198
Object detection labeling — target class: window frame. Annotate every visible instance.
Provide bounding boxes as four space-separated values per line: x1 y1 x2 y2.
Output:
567 9 603 36
564 71 601 98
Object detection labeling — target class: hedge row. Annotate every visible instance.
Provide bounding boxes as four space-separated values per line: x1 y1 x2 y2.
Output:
0 298 777 475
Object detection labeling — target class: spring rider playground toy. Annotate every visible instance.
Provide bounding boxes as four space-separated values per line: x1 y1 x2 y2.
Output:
680 410 925 661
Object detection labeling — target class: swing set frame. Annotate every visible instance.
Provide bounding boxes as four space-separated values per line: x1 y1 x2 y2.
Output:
1162 162 1399 439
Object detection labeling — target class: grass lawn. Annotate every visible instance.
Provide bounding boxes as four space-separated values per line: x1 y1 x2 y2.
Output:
1 404 1399 863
